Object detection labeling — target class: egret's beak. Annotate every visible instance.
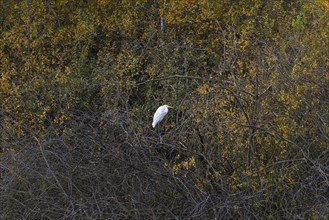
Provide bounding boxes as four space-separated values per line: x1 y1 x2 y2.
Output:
168 105 173 109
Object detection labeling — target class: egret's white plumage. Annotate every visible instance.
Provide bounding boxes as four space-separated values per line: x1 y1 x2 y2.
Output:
152 105 172 128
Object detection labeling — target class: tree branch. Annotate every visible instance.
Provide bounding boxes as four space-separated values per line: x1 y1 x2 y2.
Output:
136 74 234 86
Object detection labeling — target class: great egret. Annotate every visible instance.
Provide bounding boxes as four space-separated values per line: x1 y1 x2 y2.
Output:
152 105 173 128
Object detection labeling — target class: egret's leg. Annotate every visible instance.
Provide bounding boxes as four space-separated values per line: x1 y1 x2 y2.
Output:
159 133 163 143
157 124 163 143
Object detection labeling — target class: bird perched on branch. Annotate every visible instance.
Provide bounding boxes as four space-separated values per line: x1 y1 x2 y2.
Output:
152 105 173 128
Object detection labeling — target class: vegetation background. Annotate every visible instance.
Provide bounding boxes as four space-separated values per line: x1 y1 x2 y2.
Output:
0 0 328 219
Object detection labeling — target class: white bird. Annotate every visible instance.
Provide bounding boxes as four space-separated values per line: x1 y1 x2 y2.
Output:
152 105 173 128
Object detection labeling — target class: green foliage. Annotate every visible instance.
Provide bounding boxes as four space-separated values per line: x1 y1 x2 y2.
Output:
0 0 328 219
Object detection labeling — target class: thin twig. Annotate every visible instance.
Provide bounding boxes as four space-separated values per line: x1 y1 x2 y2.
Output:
33 136 68 197
136 74 234 86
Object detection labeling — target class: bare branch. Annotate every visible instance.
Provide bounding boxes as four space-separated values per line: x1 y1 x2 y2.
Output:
136 75 234 86
33 136 68 198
